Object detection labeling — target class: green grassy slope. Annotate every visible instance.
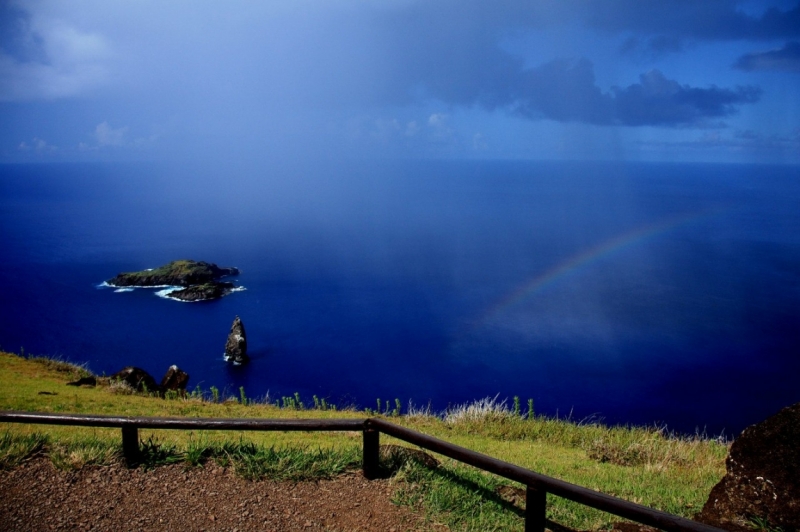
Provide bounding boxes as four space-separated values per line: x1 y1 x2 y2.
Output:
0 351 727 530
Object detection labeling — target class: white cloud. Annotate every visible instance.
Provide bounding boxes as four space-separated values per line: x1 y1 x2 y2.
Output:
0 4 112 102
17 137 57 153
427 113 454 143
95 121 128 146
428 113 447 127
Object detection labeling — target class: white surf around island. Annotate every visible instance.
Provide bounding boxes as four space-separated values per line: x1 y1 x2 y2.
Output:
154 286 184 300
100 282 246 301
223 354 244 366
102 282 177 290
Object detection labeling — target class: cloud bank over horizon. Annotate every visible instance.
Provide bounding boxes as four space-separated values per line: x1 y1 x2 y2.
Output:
1 0 798 163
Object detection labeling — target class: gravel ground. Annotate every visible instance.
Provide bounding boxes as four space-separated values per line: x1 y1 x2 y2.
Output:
0 457 444 532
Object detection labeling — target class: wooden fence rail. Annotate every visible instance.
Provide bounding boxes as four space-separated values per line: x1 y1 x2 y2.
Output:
0 411 724 532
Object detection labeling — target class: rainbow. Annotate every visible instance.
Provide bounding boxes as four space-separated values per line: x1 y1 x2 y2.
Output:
477 208 726 327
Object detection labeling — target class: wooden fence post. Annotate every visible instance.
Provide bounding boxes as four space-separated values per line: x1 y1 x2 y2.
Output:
362 427 380 480
121 426 139 466
525 484 546 532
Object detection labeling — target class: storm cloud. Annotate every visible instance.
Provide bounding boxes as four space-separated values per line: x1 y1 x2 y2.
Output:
0 0 796 162
582 0 800 40
734 41 800 72
509 60 760 127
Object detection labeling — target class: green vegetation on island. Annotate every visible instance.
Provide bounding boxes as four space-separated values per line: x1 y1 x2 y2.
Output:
106 260 240 301
0 351 728 531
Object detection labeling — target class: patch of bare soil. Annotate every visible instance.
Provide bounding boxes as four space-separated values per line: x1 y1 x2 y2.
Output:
0 457 445 532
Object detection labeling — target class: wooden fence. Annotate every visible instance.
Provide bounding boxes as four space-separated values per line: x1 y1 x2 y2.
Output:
0 411 725 532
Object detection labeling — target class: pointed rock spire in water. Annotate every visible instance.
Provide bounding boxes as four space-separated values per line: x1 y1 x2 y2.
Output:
224 316 248 364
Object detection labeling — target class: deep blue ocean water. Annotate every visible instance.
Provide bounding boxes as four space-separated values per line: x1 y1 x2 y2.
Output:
1 160 798 435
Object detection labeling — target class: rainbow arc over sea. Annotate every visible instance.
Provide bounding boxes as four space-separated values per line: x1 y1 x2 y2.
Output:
477 207 727 327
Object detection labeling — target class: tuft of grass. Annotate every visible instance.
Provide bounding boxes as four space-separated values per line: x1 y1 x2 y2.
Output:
26 354 93 380
406 400 434 418
749 515 785 532
108 379 136 395
585 427 720 470
137 436 183 469
444 395 517 425
49 436 119 470
0 431 48 469
220 441 361 481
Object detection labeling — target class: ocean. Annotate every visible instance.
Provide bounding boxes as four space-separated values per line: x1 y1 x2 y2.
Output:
1 159 798 435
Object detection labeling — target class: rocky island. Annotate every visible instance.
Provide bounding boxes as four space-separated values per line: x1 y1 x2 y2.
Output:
107 260 241 302
224 316 249 364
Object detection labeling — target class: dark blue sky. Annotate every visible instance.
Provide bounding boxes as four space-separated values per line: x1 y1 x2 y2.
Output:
1 0 798 163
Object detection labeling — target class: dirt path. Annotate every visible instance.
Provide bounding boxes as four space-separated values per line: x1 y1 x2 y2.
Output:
0 457 445 532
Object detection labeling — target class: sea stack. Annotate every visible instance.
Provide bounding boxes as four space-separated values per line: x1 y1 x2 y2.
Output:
224 316 248 364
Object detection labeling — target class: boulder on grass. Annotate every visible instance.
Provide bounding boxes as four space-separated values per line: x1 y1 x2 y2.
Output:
698 402 800 531
66 376 97 387
110 366 159 393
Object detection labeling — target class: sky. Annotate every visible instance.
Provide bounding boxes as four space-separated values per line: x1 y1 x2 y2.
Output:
1 0 799 164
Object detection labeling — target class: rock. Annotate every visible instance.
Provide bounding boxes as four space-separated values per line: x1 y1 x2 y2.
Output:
160 365 190 392
66 376 97 387
224 316 248 364
110 367 159 393
697 402 800 531
168 282 235 302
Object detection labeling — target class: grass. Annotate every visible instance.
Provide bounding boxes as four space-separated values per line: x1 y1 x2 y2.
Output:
0 350 728 531
0 431 48 469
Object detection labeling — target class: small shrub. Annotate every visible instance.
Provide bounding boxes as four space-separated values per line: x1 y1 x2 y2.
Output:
406 401 434 419
108 379 135 395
